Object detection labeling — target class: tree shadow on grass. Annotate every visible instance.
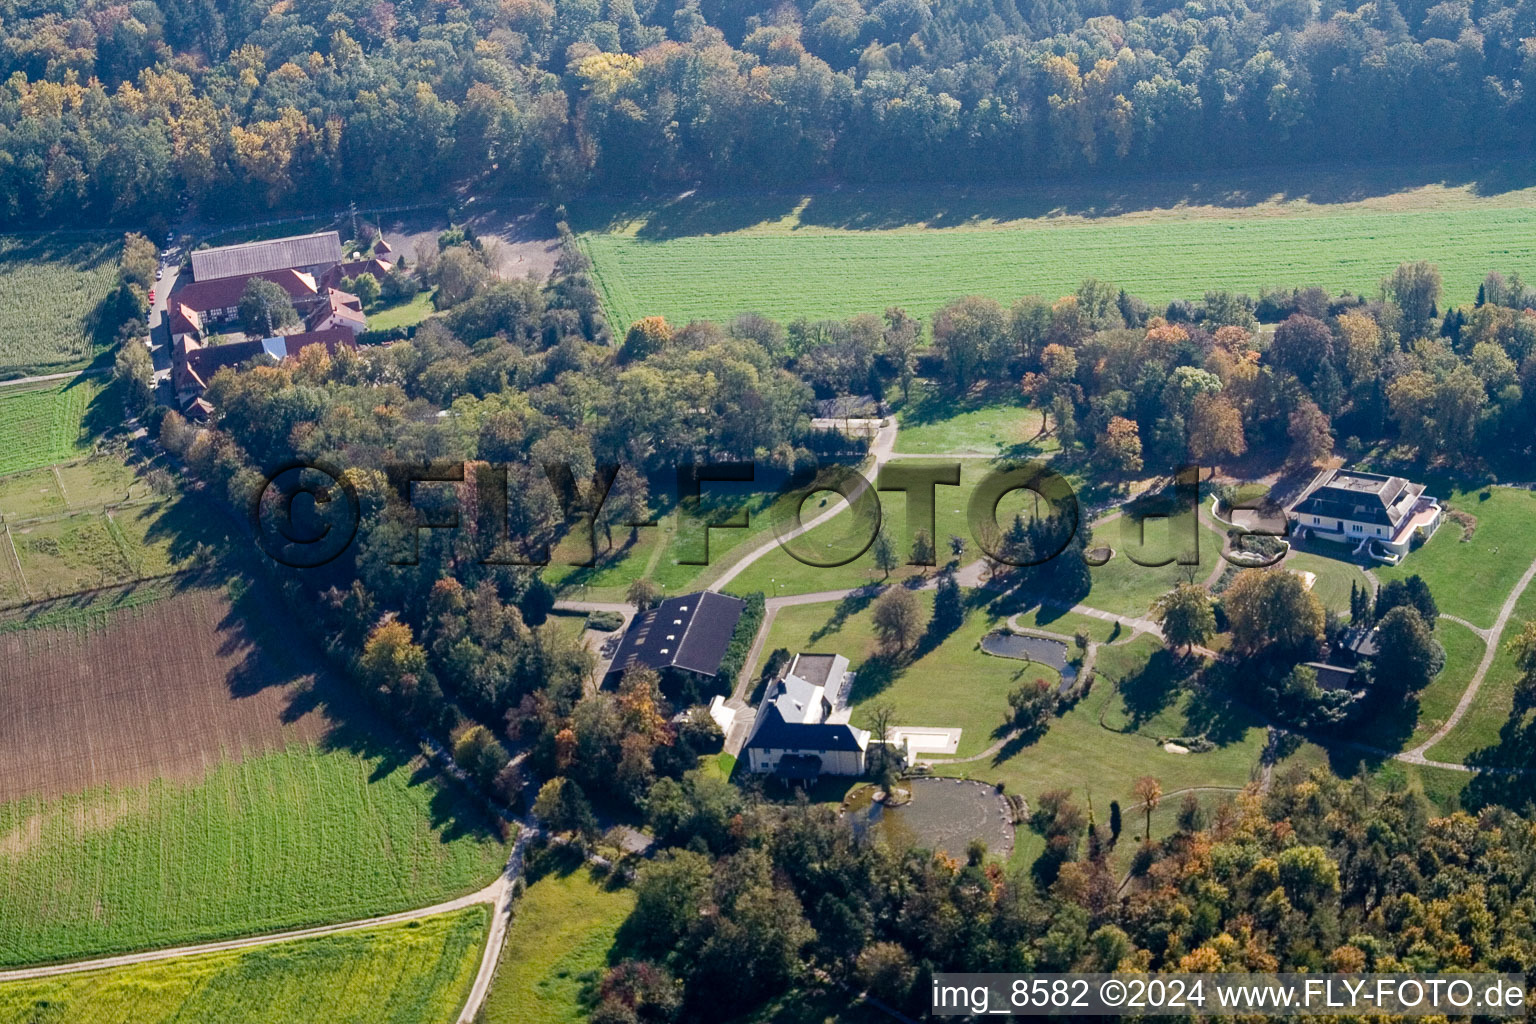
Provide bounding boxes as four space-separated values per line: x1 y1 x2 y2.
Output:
846 653 902 703
1343 694 1421 754
808 585 881 644
1115 649 1193 730
1461 709 1536 813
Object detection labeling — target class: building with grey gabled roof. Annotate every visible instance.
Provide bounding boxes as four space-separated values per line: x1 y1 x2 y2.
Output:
191 231 343 282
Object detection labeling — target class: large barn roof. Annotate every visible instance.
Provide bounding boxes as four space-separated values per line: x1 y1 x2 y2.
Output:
191 231 342 282
604 591 746 683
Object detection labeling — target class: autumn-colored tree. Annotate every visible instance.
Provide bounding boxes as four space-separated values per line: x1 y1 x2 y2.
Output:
1187 393 1246 463
1269 313 1335 377
1094 416 1143 475
623 315 673 360
1287 398 1334 466
1222 569 1325 656
1133 776 1162 844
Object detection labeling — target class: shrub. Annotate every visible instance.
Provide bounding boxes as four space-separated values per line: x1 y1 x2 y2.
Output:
587 609 625 632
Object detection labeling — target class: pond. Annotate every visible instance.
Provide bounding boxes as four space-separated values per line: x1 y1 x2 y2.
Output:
981 631 1077 688
845 777 1014 859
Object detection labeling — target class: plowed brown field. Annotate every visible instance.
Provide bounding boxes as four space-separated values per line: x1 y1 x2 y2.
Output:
0 585 329 803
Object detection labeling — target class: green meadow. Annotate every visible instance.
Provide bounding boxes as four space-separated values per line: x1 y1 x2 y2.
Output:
0 744 508 967
0 378 110 478
579 175 1536 329
480 859 635 1024
0 908 487 1024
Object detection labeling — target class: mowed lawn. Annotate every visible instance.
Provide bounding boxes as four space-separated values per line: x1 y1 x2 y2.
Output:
480 859 635 1024
0 235 120 376
579 185 1536 329
0 377 109 478
942 636 1267 840
0 908 487 1024
757 593 1058 759
1425 580 1536 764
894 387 1055 457
1374 486 1536 629
0 743 508 966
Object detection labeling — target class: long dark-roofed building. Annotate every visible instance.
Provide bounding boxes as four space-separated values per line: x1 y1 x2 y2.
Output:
603 591 746 690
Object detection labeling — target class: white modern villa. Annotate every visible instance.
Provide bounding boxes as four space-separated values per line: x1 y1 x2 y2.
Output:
1287 469 1442 565
742 653 872 778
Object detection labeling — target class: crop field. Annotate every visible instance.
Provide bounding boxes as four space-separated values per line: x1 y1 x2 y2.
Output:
0 585 507 965
0 907 488 1024
0 377 109 477
0 235 121 377
578 172 1536 329
0 741 507 967
480 858 635 1024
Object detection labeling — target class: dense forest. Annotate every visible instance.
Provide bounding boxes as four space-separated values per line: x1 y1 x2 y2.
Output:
563 766 1536 1022
4 0 1535 224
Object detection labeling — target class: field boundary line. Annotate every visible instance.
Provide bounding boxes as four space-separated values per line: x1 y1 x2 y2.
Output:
2 524 30 602
0 368 111 391
0 870 509 983
101 508 140 576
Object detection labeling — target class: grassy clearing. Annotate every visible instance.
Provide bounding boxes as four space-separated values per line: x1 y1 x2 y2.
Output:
0 235 120 377
543 468 801 600
0 378 110 478
578 176 1536 328
1283 550 1372 615
940 635 1265 833
1424 581 1536 764
0 469 65 521
758 592 1060 759
1 491 229 605
1083 516 1228 618
1374 486 1536 629
480 859 635 1024
368 288 439 333
9 512 131 597
53 455 153 508
0 743 508 967
894 386 1054 457
0 907 487 1024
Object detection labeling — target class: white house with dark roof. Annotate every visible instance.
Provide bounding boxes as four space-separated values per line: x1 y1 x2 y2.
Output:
1287 468 1441 565
743 652 871 778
